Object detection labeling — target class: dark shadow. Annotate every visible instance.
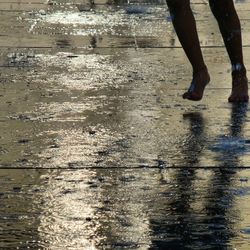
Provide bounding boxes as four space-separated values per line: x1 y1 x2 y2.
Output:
230 103 248 138
150 112 205 249
150 104 248 249
56 38 71 48
181 112 206 167
107 0 166 5
201 103 248 249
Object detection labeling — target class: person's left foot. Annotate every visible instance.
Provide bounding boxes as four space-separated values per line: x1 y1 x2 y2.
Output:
228 74 249 102
183 68 210 101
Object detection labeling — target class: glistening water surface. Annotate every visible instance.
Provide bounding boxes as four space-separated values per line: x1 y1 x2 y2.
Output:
1 0 250 249
1 167 250 249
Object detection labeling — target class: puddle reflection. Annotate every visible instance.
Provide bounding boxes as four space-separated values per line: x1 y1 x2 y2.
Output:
182 112 206 167
0 104 249 249
150 104 248 249
202 103 248 248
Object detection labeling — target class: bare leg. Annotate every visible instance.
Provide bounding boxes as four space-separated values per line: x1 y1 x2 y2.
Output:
209 0 248 102
166 0 210 101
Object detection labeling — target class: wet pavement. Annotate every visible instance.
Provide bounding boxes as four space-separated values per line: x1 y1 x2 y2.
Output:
1 0 250 249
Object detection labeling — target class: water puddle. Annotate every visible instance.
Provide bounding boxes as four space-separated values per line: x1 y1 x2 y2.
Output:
1 0 250 248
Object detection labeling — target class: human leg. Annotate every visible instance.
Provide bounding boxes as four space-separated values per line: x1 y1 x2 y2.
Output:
166 0 210 101
209 0 248 102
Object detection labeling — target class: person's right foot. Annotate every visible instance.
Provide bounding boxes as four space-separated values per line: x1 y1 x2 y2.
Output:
183 68 210 101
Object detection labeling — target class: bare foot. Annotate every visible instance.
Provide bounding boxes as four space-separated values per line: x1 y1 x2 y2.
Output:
228 73 249 102
183 68 210 101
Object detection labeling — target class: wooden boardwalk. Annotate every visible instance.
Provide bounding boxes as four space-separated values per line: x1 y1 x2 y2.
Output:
1 0 250 249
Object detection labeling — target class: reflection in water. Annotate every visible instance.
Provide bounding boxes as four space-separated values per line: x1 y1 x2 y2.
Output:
150 104 248 249
1 104 249 248
56 38 71 48
182 112 205 167
203 103 248 248
150 112 205 249
230 103 248 138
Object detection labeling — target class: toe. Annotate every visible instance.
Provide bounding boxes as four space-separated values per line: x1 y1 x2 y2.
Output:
228 94 249 102
228 95 234 102
183 92 190 99
183 91 202 101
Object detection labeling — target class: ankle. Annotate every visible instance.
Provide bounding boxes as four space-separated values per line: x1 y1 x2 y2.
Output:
232 63 246 77
193 66 208 77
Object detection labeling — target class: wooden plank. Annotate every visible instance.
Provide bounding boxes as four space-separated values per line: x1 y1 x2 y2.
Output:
1 3 250 49
0 168 249 249
0 46 250 168
0 3 47 11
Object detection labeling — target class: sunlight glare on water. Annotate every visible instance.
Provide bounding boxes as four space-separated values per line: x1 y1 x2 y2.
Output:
1 0 250 249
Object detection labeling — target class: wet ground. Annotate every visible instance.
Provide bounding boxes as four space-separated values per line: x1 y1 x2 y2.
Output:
1 0 250 249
